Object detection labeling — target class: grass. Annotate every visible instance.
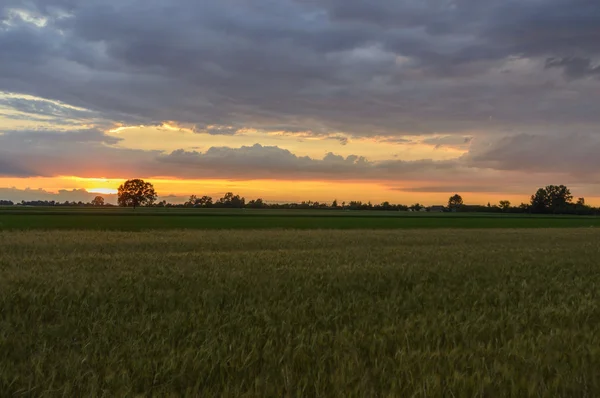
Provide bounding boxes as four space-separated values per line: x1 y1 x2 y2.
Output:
1 209 600 230
2 229 600 396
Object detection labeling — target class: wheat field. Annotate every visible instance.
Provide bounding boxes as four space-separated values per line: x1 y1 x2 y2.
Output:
1 229 600 396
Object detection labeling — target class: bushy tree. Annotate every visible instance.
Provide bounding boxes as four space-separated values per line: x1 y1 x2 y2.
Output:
185 195 198 207
410 203 424 211
117 179 157 209
247 198 265 209
198 196 213 207
218 192 245 208
498 200 511 211
91 196 105 206
530 185 573 213
448 194 464 210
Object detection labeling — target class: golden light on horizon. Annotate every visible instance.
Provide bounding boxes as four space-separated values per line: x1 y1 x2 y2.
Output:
2 176 599 207
87 188 118 195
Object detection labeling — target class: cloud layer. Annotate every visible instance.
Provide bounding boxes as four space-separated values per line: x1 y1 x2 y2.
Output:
2 129 600 197
1 0 600 199
1 0 600 135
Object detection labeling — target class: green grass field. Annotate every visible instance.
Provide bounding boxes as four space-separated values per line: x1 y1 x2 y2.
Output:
1 207 600 230
2 229 600 396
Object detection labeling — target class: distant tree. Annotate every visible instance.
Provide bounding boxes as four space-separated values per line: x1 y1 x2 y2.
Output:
0 200 14 206
410 203 424 211
218 192 245 208
530 185 573 213
577 197 586 206
91 196 105 206
546 185 573 209
198 196 213 207
247 198 265 209
448 194 464 210
117 179 157 209
498 200 511 211
379 201 393 211
530 188 549 213
332 199 338 208
348 201 364 210
185 195 198 207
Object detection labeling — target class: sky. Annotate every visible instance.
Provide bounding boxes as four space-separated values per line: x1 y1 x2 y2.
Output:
1 0 600 205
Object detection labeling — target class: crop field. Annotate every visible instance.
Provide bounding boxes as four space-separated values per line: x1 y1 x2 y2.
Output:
2 229 600 396
1 207 600 230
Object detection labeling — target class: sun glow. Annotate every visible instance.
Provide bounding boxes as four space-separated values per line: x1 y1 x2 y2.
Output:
87 188 118 195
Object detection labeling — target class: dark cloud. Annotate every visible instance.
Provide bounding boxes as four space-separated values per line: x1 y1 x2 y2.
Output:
0 0 599 137
193 125 240 136
464 133 600 177
1 0 600 197
158 144 374 180
545 57 600 79
422 135 473 149
0 158 37 177
333 136 349 146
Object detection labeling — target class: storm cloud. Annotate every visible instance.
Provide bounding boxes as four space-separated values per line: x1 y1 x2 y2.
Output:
1 0 600 199
1 0 600 136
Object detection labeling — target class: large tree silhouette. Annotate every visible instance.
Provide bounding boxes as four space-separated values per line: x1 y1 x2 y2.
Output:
448 194 464 210
91 196 105 206
530 185 573 213
118 179 157 209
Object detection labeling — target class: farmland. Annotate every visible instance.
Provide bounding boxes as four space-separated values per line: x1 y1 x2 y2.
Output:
1 207 600 230
2 229 600 396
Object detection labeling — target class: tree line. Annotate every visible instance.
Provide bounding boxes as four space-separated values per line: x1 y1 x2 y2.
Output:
3 180 599 215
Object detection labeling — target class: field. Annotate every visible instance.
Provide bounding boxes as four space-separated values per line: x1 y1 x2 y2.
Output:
1 207 600 230
2 229 600 396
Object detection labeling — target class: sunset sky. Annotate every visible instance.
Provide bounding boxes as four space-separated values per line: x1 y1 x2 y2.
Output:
1 0 600 205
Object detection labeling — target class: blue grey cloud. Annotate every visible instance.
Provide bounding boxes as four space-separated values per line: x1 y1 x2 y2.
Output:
0 0 599 138
1 0 600 195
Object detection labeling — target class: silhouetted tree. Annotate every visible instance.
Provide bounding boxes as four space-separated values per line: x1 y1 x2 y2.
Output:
530 185 573 213
498 200 511 211
218 192 245 208
530 188 550 213
91 196 105 206
379 201 393 211
198 196 213 207
410 203 424 211
448 194 464 210
247 198 265 209
117 179 157 209
185 195 198 207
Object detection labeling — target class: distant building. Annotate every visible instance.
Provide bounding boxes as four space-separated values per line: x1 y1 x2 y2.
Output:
429 206 445 212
